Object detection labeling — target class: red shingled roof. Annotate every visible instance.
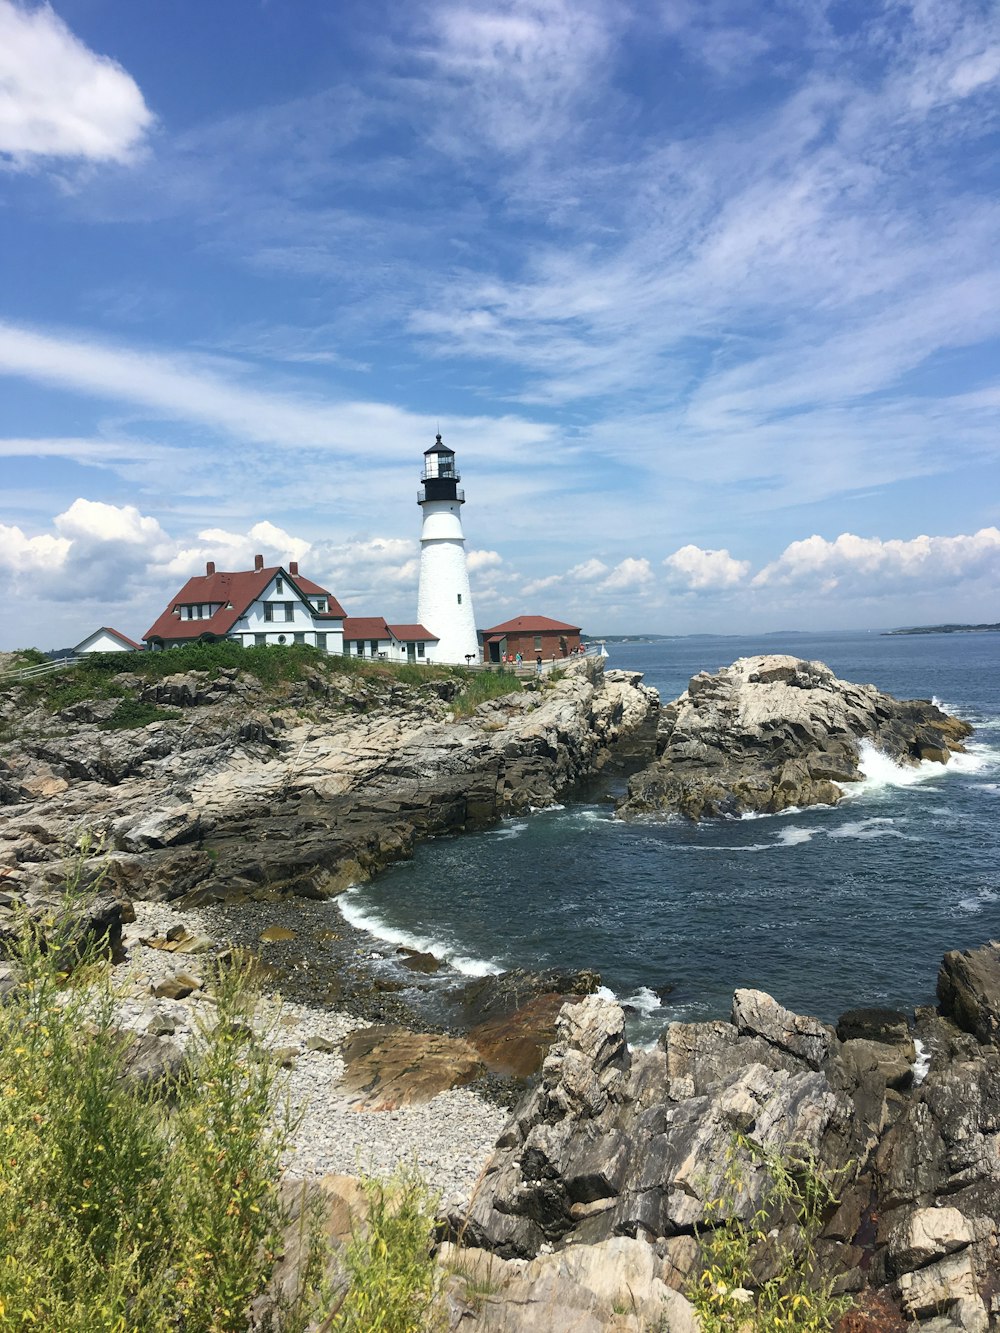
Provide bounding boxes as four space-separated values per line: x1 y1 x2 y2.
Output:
342 616 391 640
387 623 438 642
144 567 345 643
482 615 582 636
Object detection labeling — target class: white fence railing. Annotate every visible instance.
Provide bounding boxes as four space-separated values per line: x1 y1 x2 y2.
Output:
0 656 80 685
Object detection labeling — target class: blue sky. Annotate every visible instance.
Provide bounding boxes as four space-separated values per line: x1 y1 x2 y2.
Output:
1 0 999 648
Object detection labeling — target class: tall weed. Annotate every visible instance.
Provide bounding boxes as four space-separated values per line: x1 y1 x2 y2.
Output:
690 1135 851 1333
0 880 325 1332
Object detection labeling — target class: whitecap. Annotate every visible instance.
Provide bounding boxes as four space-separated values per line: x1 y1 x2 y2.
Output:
337 888 503 977
619 986 665 1016
954 886 998 915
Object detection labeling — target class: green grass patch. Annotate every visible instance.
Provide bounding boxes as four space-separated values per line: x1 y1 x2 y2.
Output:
450 668 522 717
98 698 183 730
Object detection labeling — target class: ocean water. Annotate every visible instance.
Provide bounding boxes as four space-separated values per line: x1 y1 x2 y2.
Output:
339 630 1000 1040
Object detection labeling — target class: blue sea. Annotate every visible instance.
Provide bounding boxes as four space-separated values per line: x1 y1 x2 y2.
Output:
339 631 1000 1040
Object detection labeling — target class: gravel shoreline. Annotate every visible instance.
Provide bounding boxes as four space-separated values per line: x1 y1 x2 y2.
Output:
116 901 510 1209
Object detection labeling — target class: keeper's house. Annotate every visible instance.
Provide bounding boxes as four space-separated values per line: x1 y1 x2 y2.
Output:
74 627 143 655
481 615 582 663
144 556 346 653
342 617 439 663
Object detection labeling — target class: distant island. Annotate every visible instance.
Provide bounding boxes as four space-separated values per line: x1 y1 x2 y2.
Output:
885 622 1000 636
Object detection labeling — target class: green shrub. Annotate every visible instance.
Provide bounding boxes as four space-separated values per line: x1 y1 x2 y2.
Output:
0 875 325 1332
332 1170 442 1333
690 1135 851 1333
98 698 182 729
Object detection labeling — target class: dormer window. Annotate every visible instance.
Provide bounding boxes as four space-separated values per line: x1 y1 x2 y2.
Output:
315 599 327 613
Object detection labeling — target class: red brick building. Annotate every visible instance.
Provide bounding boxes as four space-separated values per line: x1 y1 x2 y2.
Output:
481 615 583 663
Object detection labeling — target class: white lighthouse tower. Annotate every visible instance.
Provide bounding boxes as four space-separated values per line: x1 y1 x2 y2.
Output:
416 434 479 664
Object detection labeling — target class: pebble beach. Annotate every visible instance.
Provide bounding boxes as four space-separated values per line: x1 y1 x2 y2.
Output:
115 901 510 1208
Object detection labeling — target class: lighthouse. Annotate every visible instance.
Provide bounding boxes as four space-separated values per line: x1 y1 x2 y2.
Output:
416 434 479 664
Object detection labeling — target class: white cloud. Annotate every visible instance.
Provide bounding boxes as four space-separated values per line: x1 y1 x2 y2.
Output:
568 558 609 581
0 523 70 573
664 544 750 590
0 498 172 604
600 556 653 591
0 319 562 467
54 497 168 547
753 528 1000 592
0 0 153 166
467 548 503 572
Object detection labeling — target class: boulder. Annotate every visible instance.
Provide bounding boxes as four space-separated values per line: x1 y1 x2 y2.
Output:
339 1026 484 1107
937 941 1000 1045
618 655 972 820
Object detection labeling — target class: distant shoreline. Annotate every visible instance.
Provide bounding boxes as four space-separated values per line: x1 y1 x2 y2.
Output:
884 623 1000 636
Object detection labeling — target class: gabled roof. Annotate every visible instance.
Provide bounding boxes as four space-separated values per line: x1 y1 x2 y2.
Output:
343 616 392 640
343 618 439 644
144 566 345 643
74 626 143 652
482 615 582 636
388 623 438 642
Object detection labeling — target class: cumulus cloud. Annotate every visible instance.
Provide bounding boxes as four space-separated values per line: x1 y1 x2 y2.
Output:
0 497 172 603
600 557 653 591
753 529 1000 592
0 523 70 573
0 0 153 166
466 548 503 572
664 544 750 590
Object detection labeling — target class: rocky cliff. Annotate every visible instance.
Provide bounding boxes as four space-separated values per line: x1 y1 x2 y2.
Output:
619 654 972 820
0 657 657 909
451 941 1000 1331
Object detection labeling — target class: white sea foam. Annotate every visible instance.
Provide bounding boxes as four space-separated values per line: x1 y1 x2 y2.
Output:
912 1038 931 1086
776 827 820 846
620 986 664 1016
948 743 999 776
827 817 911 841
852 740 941 792
491 820 528 840
954 886 998 915
337 889 503 977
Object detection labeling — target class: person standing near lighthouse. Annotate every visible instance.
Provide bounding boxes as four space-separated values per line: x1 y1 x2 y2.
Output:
416 434 480 664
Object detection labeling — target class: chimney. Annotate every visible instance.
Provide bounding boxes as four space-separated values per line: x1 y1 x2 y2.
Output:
206 560 216 575
254 553 264 571
289 560 299 576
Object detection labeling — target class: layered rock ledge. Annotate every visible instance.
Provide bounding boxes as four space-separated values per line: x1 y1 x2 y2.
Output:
0 657 657 910
618 654 972 820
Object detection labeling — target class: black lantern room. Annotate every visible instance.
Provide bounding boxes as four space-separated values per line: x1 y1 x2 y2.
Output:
419 433 464 504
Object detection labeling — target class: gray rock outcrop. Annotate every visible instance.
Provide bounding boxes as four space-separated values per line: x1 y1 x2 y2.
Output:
618 654 972 819
452 940 1000 1329
0 659 657 910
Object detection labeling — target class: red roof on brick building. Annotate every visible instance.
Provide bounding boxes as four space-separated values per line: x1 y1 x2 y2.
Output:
482 615 581 637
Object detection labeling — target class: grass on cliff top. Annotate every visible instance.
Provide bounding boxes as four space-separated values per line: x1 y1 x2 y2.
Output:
6 639 525 722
